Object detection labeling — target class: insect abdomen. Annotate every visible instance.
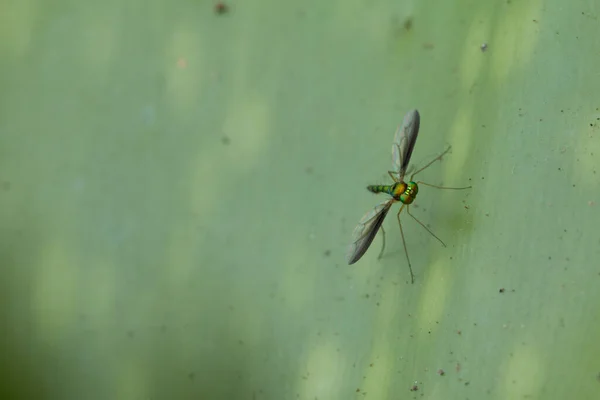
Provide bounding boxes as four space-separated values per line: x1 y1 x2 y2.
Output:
367 185 392 195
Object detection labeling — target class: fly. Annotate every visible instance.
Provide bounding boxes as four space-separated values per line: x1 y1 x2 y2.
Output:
347 109 471 283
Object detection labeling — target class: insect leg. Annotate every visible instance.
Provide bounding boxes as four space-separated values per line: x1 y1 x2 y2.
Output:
406 206 447 247
417 182 472 190
410 145 452 180
377 226 386 260
387 171 400 182
396 204 415 284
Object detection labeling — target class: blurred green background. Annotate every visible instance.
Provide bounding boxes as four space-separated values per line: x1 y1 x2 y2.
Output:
1 0 599 399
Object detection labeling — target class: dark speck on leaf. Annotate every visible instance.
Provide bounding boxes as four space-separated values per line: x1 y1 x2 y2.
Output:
215 2 228 14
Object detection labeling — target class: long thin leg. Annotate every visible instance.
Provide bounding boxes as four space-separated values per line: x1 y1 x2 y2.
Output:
396 204 415 284
417 181 472 190
406 205 446 247
377 226 386 260
387 171 399 182
410 146 452 180
411 146 472 190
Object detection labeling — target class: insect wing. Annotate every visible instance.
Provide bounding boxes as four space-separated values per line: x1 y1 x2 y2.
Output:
391 109 420 181
347 200 393 264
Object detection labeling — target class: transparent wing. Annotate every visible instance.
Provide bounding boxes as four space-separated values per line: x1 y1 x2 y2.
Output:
347 200 394 264
391 109 420 182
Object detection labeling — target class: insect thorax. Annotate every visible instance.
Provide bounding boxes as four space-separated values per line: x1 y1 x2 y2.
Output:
392 181 418 204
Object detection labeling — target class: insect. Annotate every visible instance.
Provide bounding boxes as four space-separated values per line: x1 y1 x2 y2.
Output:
346 109 471 283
